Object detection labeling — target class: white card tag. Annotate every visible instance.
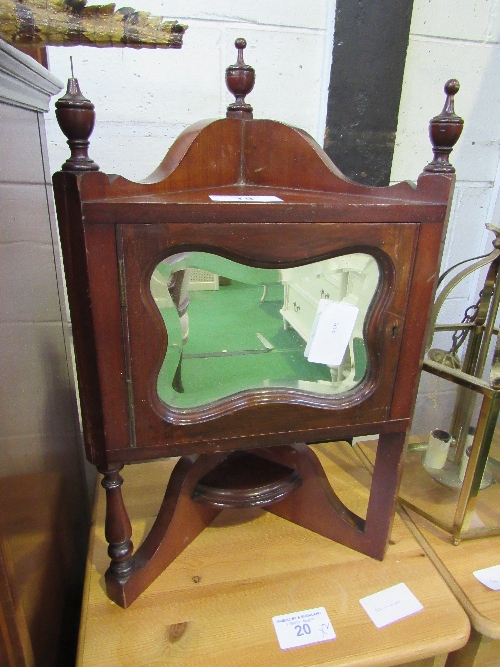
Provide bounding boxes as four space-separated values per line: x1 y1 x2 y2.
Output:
359 583 423 628
305 300 359 366
209 195 283 202
272 606 336 650
473 564 500 590
304 299 329 358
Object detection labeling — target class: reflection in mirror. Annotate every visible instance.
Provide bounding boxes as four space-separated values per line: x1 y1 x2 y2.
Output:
150 252 379 409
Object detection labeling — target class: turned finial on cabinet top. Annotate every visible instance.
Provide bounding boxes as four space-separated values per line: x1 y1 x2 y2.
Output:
55 74 99 172
424 79 464 174
226 38 255 119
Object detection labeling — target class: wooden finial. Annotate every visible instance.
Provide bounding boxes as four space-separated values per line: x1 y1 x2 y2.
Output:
226 38 255 119
55 73 99 172
424 79 463 174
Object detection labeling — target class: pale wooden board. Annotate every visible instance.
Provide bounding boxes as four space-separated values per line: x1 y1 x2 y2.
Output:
400 509 500 641
77 442 469 667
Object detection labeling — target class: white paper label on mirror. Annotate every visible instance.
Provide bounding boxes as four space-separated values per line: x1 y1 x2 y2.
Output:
305 300 359 366
272 606 336 650
209 194 283 202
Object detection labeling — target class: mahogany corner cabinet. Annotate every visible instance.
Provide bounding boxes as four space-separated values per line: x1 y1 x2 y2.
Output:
52 39 463 608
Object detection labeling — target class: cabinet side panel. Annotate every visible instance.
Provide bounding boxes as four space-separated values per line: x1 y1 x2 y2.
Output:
84 223 130 453
390 220 446 421
53 173 107 465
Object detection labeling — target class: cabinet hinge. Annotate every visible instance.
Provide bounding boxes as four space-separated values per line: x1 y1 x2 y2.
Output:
118 259 126 308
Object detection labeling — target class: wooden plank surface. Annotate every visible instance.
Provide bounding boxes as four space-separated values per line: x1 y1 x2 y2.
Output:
77 442 469 667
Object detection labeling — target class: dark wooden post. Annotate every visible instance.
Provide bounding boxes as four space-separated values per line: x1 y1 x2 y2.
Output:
98 466 134 588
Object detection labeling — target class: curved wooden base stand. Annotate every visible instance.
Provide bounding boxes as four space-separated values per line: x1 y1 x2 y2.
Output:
100 434 406 608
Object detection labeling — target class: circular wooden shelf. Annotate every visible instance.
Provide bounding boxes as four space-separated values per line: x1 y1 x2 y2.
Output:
192 451 302 508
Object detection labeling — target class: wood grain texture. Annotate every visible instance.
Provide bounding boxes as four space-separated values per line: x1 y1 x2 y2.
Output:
398 512 500 667
76 442 469 667
401 509 500 641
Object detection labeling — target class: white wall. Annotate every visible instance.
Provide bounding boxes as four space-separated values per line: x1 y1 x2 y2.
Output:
391 1 500 434
45 1 336 181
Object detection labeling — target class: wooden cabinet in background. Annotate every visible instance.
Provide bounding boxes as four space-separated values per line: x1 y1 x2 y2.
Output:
0 39 90 667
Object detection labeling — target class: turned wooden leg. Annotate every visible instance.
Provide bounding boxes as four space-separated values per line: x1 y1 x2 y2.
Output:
97 465 134 591
103 453 227 608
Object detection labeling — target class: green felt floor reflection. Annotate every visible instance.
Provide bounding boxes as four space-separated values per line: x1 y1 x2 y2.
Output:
157 281 335 409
